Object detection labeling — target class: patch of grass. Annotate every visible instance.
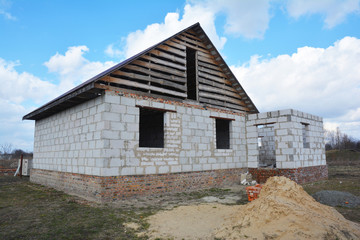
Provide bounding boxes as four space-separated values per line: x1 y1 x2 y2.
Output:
0 176 150 240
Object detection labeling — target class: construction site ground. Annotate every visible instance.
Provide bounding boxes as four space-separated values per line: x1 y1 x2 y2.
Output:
0 149 359 239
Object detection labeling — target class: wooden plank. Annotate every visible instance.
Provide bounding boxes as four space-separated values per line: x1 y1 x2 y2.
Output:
135 105 177 113
141 54 186 71
171 38 208 54
95 83 184 101
101 76 187 98
198 60 223 72
186 29 199 36
199 97 249 112
164 40 186 50
198 71 232 85
209 116 235 121
23 82 96 120
122 64 186 83
156 44 186 57
197 50 215 59
177 34 207 49
198 77 237 93
132 59 186 78
199 91 245 106
199 84 242 100
112 70 186 91
198 65 227 78
149 49 186 64
182 31 201 41
197 54 218 65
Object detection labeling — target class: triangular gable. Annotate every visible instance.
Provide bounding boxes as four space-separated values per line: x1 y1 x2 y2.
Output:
23 23 258 120
96 24 258 113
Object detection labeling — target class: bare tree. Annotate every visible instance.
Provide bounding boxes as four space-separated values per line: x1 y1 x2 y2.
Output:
0 143 13 155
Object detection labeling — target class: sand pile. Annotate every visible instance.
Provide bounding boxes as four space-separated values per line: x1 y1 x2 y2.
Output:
215 176 360 240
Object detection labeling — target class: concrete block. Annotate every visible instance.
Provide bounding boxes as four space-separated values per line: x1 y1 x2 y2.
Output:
121 167 136 175
125 106 138 115
105 94 120 104
102 130 119 139
281 161 295 169
279 109 292 116
182 164 192 172
110 158 124 167
123 114 136 123
121 131 135 140
247 161 258 168
170 165 181 173
121 97 136 106
111 104 126 114
158 166 170 174
247 113 257 121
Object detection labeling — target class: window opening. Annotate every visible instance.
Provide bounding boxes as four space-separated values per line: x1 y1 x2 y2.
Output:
186 47 197 100
216 119 230 149
139 108 164 148
302 123 310 148
257 124 276 168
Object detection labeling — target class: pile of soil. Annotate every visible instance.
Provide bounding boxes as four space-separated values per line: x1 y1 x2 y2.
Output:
144 176 360 240
312 190 360 208
215 176 360 239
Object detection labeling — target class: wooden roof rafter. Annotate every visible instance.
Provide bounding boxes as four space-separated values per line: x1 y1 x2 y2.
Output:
23 23 258 121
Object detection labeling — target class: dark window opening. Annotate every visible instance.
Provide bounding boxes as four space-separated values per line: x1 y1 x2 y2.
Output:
216 119 230 149
186 47 197 100
139 108 164 148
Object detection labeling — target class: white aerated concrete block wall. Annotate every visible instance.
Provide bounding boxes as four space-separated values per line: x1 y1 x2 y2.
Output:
246 109 326 169
33 91 248 177
102 92 247 176
33 95 108 175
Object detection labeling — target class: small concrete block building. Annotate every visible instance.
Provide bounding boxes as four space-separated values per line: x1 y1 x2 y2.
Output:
23 23 327 201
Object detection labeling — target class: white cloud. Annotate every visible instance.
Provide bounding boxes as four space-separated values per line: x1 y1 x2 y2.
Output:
0 59 56 150
44 46 116 91
0 46 117 150
0 9 16 20
0 0 16 21
108 0 360 60
191 0 271 39
286 0 360 28
118 4 226 59
231 36 360 138
0 58 56 104
107 0 273 59
0 99 34 150
105 44 124 58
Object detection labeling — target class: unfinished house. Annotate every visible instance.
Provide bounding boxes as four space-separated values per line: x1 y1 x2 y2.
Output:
23 23 327 201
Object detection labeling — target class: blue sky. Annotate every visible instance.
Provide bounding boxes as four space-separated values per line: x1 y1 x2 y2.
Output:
1 0 360 151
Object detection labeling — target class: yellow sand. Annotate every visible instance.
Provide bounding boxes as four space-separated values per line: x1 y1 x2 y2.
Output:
145 176 360 240
216 176 360 239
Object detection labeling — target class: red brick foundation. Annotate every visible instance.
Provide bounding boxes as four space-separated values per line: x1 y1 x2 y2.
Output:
30 168 245 202
248 165 328 184
0 167 16 176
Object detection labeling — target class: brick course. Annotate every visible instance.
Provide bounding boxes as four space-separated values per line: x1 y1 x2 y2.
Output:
31 168 246 202
0 168 16 176
248 165 328 184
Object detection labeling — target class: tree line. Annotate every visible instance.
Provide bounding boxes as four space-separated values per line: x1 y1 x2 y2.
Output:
0 143 33 160
325 128 360 151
